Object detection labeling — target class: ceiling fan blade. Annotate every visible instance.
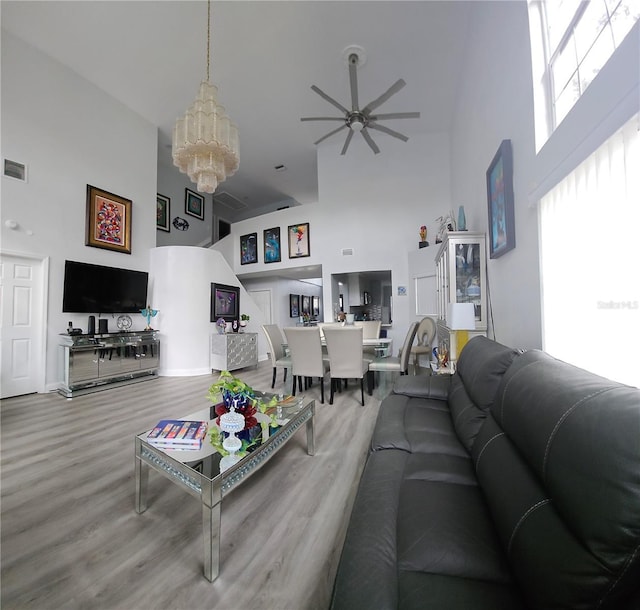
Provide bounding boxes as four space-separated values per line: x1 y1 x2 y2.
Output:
361 128 380 154
340 130 354 156
314 124 348 146
368 122 409 142
362 79 406 114
310 85 349 115
300 117 345 122
348 54 359 111
370 112 421 120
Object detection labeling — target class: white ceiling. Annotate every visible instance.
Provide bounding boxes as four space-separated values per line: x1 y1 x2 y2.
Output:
2 0 475 219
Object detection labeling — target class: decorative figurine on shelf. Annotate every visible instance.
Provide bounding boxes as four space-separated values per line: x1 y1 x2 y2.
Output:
140 305 158 330
231 319 239 333
435 212 457 244
419 225 429 248
216 317 227 334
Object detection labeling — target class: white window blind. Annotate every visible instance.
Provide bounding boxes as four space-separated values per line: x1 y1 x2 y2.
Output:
539 114 639 388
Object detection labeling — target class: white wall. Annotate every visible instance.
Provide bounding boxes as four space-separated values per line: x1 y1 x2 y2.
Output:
216 132 452 351
449 4 639 351
149 246 268 375
1 32 158 390
156 155 215 248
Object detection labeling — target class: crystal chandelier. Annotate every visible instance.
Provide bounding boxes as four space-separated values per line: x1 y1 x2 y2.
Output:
172 0 239 194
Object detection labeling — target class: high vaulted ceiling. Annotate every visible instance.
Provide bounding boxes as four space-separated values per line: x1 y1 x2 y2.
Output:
2 1 475 219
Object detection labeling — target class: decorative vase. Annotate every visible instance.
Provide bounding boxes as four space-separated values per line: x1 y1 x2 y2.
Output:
457 206 467 231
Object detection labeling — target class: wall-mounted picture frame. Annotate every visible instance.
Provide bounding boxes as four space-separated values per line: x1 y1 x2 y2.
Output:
288 223 310 258
156 194 170 232
289 294 300 318
85 184 132 254
185 188 205 220
301 295 311 315
264 227 281 263
211 283 239 322
312 295 320 316
240 232 258 265
487 139 515 259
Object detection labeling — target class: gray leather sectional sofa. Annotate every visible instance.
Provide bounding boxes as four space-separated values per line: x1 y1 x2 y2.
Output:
331 336 640 609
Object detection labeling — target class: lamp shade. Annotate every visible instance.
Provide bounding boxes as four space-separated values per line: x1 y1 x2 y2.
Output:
448 302 476 330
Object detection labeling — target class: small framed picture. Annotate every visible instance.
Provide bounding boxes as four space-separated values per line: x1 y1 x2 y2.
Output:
157 194 170 232
264 227 281 263
288 223 310 258
185 188 205 220
85 184 132 254
312 296 320 316
301 295 311 315
487 139 515 259
290 294 300 318
240 232 258 265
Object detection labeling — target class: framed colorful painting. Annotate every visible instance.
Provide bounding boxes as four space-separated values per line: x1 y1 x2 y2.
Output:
185 188 205 220
264 227 281 263
240 232 258 265
289 294 300 318
157 194 170 232
85 184 132 254
210 283 240 322
486 139 515 259
288 223 310 258
301 295 311 315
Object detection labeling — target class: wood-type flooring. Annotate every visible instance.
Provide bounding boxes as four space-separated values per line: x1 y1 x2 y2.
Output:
1 360 398 610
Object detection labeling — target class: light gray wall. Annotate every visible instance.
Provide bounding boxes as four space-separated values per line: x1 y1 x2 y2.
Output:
1 32 158 390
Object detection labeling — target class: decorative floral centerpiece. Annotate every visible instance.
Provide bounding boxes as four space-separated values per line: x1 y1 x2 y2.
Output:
207 371 278 458
216 317 227 334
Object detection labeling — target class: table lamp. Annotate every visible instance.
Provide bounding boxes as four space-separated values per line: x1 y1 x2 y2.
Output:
448 302 476 357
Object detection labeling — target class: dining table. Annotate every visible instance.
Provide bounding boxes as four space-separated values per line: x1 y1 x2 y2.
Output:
282 336 392 357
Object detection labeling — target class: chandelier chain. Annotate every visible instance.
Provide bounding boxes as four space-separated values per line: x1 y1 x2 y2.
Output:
206 0 211 82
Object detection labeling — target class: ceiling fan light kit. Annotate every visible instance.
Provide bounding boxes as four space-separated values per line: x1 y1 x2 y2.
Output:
301 46 420 155
172 0 239 194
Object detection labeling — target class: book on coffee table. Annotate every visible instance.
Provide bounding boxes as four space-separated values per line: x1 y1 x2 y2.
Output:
147 419 208 450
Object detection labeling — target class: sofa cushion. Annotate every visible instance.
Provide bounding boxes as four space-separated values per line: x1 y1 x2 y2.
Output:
446 336 521 452
393 373 451 400
474 350 640 609
371 393 468 457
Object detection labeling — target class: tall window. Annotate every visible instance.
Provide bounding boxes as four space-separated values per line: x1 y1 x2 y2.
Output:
539 114 639 388
530 1 639 136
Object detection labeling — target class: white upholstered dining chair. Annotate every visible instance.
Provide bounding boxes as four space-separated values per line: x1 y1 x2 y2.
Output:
261 324 291 389
322 326 369 406
283 326 329 404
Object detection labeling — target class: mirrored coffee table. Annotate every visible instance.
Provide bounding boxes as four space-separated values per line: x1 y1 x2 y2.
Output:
135 395 315 582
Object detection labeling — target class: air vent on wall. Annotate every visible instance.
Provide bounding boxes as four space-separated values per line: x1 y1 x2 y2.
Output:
4 159 27 181
341 248 354 256
214 191 248 211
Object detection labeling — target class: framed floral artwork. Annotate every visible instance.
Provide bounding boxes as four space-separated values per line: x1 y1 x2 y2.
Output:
157 194 170 232
264 227 281 263
185 188 205 220
288 223 310 258
85 184 132 254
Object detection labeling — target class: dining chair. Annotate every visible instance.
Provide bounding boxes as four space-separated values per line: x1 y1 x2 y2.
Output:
367 321 419 394
355 320 382 359
322 326 369 406
409 316 436 368
261 324 291 389
283 327 329 404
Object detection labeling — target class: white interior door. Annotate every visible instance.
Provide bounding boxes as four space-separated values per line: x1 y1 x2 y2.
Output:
248 289 272 324
0 253 46 398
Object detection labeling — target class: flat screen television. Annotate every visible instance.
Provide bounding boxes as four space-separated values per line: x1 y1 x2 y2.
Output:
62 260 148 314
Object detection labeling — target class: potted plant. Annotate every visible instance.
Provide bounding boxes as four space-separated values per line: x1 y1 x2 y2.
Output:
239 313 250 331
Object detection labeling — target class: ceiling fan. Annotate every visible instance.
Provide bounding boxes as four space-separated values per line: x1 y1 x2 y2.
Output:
301 47 420 155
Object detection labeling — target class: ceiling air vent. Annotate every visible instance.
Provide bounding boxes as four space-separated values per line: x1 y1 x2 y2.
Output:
341 248 354 256
214 191 247 211
4 159 27 181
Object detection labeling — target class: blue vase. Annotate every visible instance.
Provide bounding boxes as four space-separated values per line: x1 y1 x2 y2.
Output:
457 206 467 231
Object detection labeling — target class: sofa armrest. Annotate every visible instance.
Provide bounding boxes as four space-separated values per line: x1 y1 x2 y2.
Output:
392 374 451 400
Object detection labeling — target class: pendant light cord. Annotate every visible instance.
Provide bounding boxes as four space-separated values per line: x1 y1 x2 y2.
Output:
206 0 211 82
